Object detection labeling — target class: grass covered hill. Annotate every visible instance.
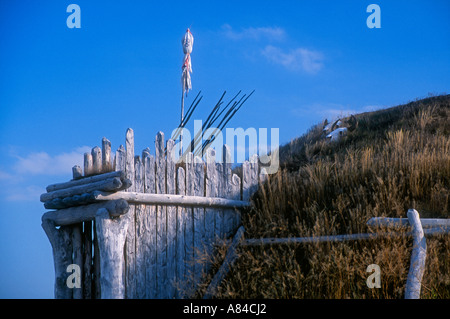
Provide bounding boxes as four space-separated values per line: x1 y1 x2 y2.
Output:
206 94 450 299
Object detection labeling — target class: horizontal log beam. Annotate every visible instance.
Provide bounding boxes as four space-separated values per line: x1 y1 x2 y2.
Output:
42 199 129 226
46 170 125 193
241 228 449 246
367 217 450 228
93 191 252 209
41 177 130 203
44 193 97 209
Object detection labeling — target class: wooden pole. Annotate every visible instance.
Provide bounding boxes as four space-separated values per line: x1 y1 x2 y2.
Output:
180 92 184 157
95 207 130 299
41 177 126 202
41 220 73 299
203 226 245 299
93 191 252 209
405 209 427 299
367 217 450 229
42 199 129 226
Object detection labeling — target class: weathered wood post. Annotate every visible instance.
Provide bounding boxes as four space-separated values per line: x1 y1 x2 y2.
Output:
95 207 130 299
404 209 427 299
41 220 73 299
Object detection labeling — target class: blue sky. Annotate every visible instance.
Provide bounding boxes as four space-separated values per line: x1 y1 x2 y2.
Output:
0 0 449 298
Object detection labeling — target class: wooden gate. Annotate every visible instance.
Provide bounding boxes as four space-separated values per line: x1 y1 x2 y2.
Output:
41 128 263 299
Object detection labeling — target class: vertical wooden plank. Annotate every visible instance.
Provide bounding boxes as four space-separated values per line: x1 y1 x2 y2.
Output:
84 152 93 176
155 131 167 298
185 152 195 296
166 138 177 298
242 160 251 201
215 160 224 240
92 220 101 298
113 143 126 299
143 149 157 298
125 128 136 298
82 221 92 299
41 221 73 299
72 165 83 180
193 155 205 293
231 173 242 229
72 223 83 299
223 145 236 238
204 148 216 277
176 166 186 298
92 146 102 175
249 154 259 198
102 137 112 173
134 155 145 298
115 145 126 172
95 208 130 299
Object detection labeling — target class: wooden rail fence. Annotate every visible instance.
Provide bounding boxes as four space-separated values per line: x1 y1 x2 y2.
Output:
41 128 263 299
41 128 448 299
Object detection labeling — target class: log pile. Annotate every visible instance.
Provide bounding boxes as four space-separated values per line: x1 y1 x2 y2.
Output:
40 137 132 209
41 171 131 209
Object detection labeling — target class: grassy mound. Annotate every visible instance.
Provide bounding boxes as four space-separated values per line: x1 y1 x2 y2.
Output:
208 94 450 298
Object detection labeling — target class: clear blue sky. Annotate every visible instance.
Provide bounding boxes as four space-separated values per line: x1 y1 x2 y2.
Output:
0 0 449 298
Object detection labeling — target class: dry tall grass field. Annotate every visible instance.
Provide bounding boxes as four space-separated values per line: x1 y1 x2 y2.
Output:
197 94 450 299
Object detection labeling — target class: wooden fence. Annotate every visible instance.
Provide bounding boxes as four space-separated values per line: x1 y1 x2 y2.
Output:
204 209 449 299
41 128 263 299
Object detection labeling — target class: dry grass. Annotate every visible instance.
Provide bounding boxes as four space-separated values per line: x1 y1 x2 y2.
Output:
207 95 450 299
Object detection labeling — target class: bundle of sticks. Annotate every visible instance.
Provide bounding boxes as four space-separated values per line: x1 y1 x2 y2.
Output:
171 90 254 159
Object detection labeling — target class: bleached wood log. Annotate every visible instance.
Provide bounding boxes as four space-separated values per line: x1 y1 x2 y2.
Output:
40 177 124 202
155 131 167 298
46 171 126 193
72 165 83 180
405 209 427 299
124 128 136 299
72 224 83 299
115 145 126 172
42 199 129 226
114 145 126 297
143 149 157 298
93 191 252 208
92 146 102 175
231 174 242 229
184 152 195 296
204 148 217 280
241 232 404 246
223 145 236 238
44 192 98 209
193 155 206 294
95 207 130 299
93 220 101 299
41 220 73 299
83 221 92 299
176 166 186 298
203 226 245 299
166 139 177 298
215 160 224 240
44 198 64 210
242 160 251 201
367 217 450 228
102 137 112 173
84 152 93 176
134 155 146 298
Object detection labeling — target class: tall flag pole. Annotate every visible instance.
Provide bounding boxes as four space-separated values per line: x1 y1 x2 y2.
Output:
181 28 194 156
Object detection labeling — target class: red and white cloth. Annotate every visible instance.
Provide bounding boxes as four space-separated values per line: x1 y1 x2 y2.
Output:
181 28 194 96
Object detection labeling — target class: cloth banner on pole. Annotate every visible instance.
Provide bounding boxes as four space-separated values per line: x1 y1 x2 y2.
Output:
181 29 194 97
